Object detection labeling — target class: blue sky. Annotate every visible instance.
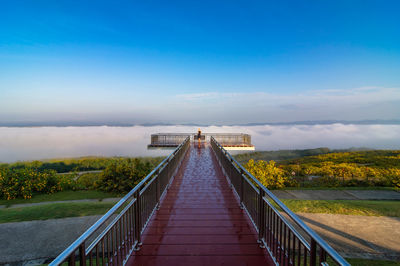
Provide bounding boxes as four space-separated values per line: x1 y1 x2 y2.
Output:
1 0 400 124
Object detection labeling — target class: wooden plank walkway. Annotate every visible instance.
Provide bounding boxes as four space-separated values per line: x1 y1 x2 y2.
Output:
127 144 274 266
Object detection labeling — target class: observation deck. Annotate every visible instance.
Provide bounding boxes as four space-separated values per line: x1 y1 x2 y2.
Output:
127 143 273 265
148 133 255 150
50 136 348 266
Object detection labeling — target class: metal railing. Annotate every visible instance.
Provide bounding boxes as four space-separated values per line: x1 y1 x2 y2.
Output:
149 133 191 147
50 137 190 266
210 133 252 147
211 137 349 266
149 133 253 147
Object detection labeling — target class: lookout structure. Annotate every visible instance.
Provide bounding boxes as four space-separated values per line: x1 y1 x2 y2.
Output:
148 132 255 150
50 132 348 266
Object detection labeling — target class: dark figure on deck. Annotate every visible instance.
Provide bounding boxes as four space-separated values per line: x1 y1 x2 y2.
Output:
197 128 202 148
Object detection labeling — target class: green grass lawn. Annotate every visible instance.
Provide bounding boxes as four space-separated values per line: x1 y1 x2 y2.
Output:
281 186 399 191
0 190 119 206
346 258 400 266
281 199 400 217
0 201 118 223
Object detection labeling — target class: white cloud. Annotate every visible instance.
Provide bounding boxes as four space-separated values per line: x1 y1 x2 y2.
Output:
1 124 400 163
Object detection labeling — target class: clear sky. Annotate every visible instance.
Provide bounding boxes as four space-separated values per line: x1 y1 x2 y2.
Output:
1 0 400 124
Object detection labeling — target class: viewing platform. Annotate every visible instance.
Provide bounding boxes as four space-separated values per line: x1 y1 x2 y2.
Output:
127 144 273 265
148 133 255 150
50 135 348 266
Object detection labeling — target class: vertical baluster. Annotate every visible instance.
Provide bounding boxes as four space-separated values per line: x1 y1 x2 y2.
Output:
303 244 308 266
269 206 272 249
292 233 295 266
283 223 287 265
266 205 270 247
111 227 115 265
95 242 99 266
121 215 125 260
130 205 135 247
279 219 283 264
120 214 126 263
79 243 86 266
258 187 265 246
271 211 274 257
273 212 277 258
105 234 109 266
166 162 170 184
101 238 105 266
156 170 160 209
134 190 142 249
297 238 301 266
116 222 120 265
125 211 129 257
89 248 93 266
287 230 291 266
127 210 130 256
276 213 280 259
319 248 326 265
310 239 317 266
117 222 121 264
69 252 76 266
123 212 127 258
108 229 111 265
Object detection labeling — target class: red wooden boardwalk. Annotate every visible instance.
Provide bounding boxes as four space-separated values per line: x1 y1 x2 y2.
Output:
127 144 274 266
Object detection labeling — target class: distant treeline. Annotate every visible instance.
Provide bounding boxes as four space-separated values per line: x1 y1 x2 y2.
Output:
0 156 165 173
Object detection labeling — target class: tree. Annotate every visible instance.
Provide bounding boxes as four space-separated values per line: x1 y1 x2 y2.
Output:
244 159 288 189
98 158 153 193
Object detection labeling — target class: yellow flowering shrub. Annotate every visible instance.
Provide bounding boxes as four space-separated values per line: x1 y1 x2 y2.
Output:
0 168 77 200
244 159 289 189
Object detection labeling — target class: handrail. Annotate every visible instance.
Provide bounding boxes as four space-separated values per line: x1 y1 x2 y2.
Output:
211 137 349 266
50 136 190 265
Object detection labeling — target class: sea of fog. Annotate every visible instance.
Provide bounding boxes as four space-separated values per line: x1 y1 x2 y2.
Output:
1 124 400 163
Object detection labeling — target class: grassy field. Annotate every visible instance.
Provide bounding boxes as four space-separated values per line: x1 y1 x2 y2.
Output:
346 258 400 266
0 190 118 206
2 198 398 223
281 186 399 191
0 201 118 223
281 199 400 217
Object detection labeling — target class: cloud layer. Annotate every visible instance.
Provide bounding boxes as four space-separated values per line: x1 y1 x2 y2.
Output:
1 124 400 163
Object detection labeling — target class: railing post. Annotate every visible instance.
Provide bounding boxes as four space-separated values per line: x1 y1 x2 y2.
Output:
165 161 170 190
319 248 327 265
79 243 86 265
240 169 244 209
258 187 265 247
228 157 233 188
68 253 75 266
134 190 142 250
310 239 317 266
156 169 160 210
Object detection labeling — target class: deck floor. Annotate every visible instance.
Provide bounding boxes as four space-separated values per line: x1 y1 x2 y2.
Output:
127 144 274 266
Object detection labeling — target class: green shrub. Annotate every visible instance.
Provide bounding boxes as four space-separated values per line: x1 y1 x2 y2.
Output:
98 158 153 193
77 173 101 190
